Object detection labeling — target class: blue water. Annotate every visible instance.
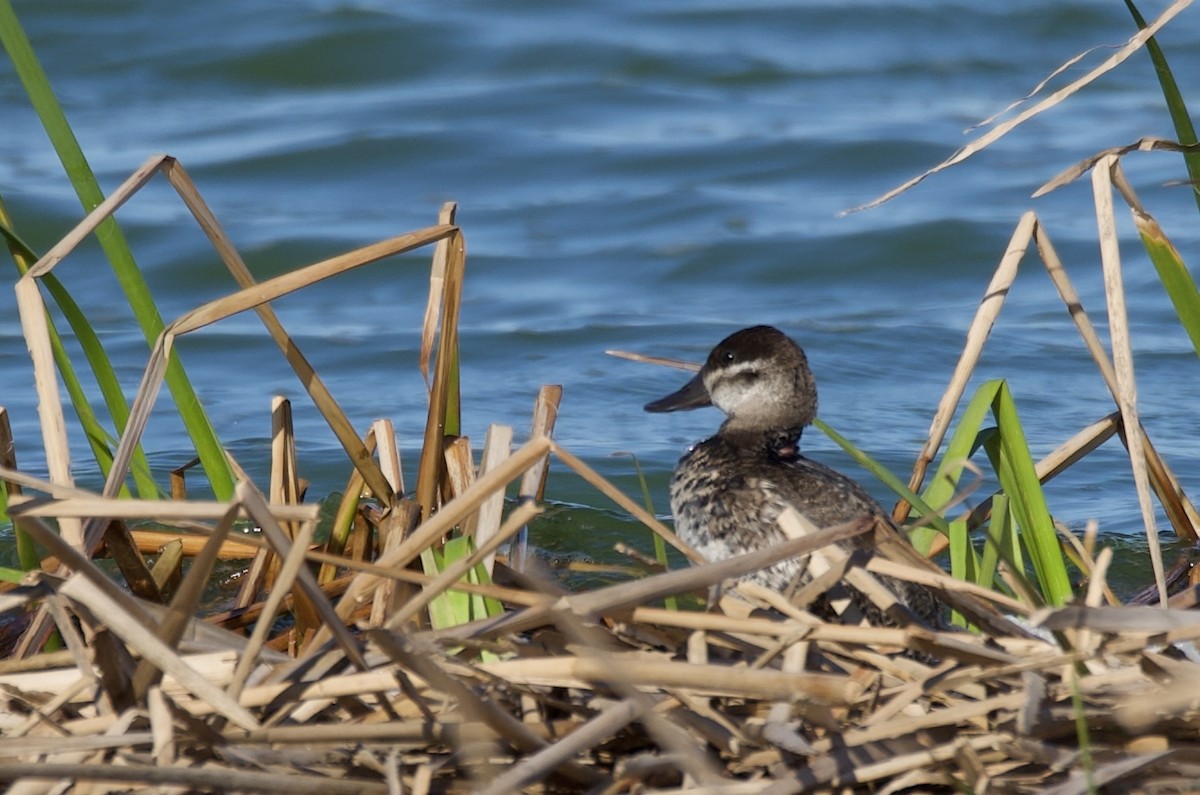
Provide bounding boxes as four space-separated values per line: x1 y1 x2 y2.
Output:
3 1 1200 586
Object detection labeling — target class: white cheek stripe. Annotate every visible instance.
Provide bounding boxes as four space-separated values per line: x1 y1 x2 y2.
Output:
704 359 764 389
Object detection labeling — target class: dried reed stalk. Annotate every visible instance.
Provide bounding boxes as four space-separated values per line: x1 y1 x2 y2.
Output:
850 0 1193 212
474 423 514 574
1092 157 1166 604
893 211 1035 523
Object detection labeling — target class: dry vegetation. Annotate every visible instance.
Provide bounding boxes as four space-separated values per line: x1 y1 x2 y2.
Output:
4 480 1200 794
1 153 1200 794
6 5 1200 786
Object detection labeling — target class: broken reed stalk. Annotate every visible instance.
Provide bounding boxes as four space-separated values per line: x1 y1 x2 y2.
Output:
165 157 446 507
894 211 1035 523
1036 223 1199 538
511 383 563 571
415 221 465 519
5 165 473 662
16 156 458 552
474 423 514 575
314 435 554 648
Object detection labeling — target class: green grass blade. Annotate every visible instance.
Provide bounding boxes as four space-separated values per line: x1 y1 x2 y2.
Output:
1069 670 1098 792
420 547 460 630
976 493 1010 593
1134 212 1200 357
618 452 677 610
921 381 999 510
0 0 234 499
421 535 504 633
1123 0 1200 215
813 418 951 544
946 516 976 628
0 566 29 585
439 536 473 624
0 476 35 570
0 408 35 569
990 382 1073 606
981 435 1044 608
443 348 461 438
911 380 1003 554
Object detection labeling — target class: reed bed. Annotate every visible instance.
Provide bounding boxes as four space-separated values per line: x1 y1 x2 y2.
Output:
7 6 1200 786
1 155 1200 794
4 483 1200 794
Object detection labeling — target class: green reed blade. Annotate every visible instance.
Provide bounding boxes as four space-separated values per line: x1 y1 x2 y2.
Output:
977 493 1009 592
941 500 974 584
1124 0 1200 216
1069 670 1098 793
422 535 503 633
910 381 1000 554
0 0 234 499
463 552 505 618
1135 212 1200 357
444 347 462 438
989 381 1073 606
0 477 32 570
0 566 28 584
464 561 503 663
814 418 951 542
420 547 458 630
438 537 472 624
922 383 995 510
616 452 677 610
911 379 1067 610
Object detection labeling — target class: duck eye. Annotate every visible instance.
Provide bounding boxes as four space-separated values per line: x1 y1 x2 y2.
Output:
721 350 735 363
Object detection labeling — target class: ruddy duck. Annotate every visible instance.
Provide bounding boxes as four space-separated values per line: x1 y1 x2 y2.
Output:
645 325 939 626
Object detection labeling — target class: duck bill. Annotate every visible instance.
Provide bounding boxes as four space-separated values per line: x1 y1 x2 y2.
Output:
644 372 711 412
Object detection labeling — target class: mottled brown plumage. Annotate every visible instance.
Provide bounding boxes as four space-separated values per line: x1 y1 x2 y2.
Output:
646 325 940 626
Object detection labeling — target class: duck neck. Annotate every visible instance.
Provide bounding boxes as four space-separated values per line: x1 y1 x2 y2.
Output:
719 423 805 460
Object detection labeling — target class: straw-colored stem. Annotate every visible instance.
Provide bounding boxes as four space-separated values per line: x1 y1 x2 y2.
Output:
162 158 399 502
227 514 317 700
474 424 514 575
895 211 1035 522
131 502 241 698
13 277 80 548
1092 157 1166 605
415 228 466 518
236 479 367 670
474 696 646 795
317 435 554 650
419 201 458 386
851 0 1193 213
1038 223 1199 540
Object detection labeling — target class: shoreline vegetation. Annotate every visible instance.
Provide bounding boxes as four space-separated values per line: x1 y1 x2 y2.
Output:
5 0 1200 791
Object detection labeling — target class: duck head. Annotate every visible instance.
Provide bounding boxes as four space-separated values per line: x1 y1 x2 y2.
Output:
644 325 818 434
